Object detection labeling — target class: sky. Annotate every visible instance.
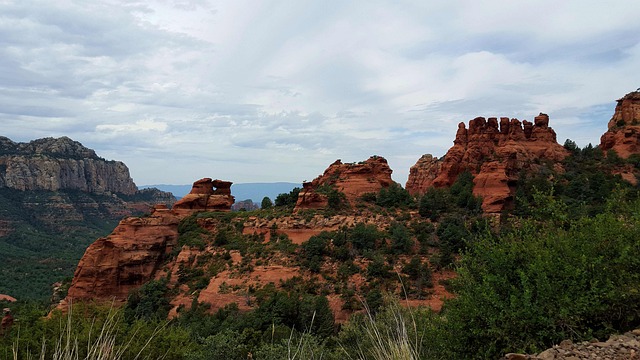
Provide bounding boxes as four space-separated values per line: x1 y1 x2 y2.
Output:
1 1 639 186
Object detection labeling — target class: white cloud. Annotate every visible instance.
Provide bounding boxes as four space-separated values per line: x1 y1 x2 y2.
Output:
1 0 639 185
96 119 168 133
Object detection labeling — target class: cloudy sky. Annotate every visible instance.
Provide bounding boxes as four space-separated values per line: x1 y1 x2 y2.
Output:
1 1 639 186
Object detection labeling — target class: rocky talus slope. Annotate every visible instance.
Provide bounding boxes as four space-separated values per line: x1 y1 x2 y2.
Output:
504 329 640 360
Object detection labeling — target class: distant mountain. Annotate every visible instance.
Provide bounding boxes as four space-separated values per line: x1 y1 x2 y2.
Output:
141 182 300 204
0 136 175 300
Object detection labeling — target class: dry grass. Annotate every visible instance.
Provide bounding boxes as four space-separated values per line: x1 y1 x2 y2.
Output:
12 303 164 360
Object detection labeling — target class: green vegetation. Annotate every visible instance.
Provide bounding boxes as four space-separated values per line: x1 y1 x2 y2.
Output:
261 196 273 209
274 187 301 207
0 189 122 300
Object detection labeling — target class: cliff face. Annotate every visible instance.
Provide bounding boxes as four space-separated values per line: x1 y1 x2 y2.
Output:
59 178 234 305
600 91 640 158
0 136 137 195
406 114 568 212
295 156 394 211
63 206 180 303
0 136 175 300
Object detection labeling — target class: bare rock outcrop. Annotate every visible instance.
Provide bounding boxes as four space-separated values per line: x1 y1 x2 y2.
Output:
58 178 234 308
0 136 137 195
600 91 640 158
171 178 235 216
62 206 180 303
406 114 568 212
294 156 394 211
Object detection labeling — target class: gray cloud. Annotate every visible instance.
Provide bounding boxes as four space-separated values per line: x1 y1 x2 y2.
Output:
1 0 639 185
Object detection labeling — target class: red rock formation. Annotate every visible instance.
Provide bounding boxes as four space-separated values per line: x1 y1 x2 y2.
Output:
62 208 180 304
58 178 235 309
406 114 568 212
294 182 329 210
600 91 640 158
406 154 442 196
294 156 394 211
0 294 16 302
172 178 234 216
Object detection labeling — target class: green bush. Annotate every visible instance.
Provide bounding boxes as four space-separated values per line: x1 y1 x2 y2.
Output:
439 196 640 359
376 183 414 208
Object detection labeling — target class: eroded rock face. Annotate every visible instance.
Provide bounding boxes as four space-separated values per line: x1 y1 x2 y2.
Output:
172 178 235 216
63 207 180 303
0 136 137 195
406 114 568 212
58 178 234 309
600 91 640 158
294 156 394 211
406 154 442 196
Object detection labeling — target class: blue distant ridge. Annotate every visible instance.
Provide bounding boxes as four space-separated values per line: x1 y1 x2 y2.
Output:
140 182 299 203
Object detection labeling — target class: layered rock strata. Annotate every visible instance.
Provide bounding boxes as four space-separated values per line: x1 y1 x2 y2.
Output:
0 136 137 195
406 114 568 212
295 156 394 211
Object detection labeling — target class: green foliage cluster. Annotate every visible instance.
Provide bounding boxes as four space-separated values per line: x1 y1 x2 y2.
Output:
274 187 301 207
439 191 640 358
260 196 273 209
363 182 414 209
124 278 172 322
0 189 121 299
517 141 635 218
418 171 482 220
177 214 210 249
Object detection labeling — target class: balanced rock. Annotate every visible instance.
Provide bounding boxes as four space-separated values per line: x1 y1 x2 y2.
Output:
172 178 235 216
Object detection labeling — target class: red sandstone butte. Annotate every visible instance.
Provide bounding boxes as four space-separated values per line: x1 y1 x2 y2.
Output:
406 114 568 213
294 156 395 211
600 91 640 158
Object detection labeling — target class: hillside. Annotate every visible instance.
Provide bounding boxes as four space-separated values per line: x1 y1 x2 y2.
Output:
0 136 175 300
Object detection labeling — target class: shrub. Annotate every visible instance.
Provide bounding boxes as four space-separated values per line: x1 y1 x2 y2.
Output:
261 196 273 209
440 197 640 359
